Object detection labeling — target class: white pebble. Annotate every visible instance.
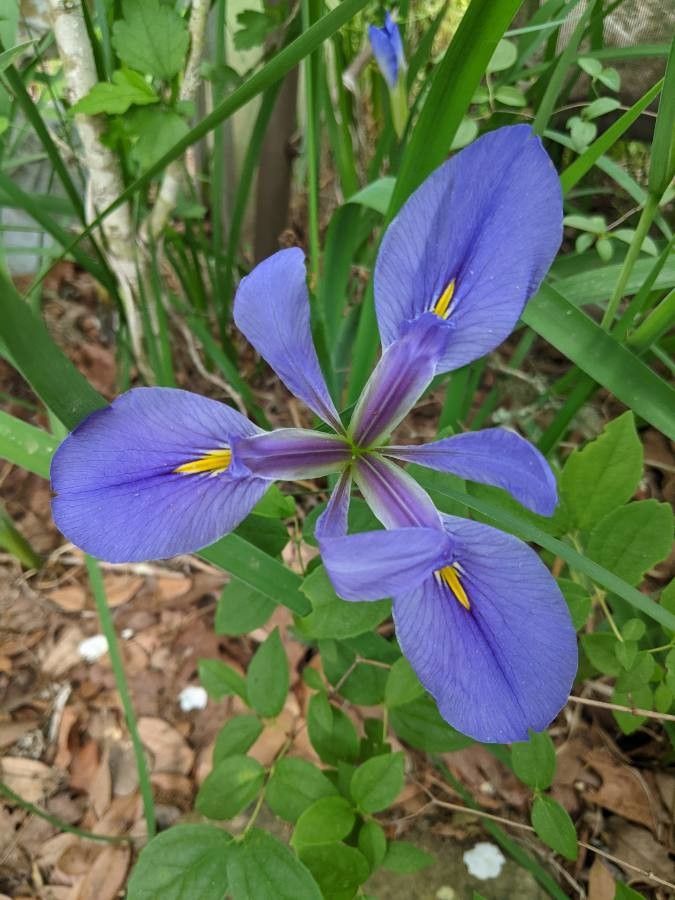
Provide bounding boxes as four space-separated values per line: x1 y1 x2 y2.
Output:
121 628 134 640
179 685 208 712
463 842 506 880
78 634 108 663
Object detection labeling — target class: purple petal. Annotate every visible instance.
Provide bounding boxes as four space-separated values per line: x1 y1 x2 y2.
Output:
350 314 450 446
354 453 441 530
375 125 563 372
387 428 558 515
234 248 341 430
320 527 451 601
393 515 577 742
234 429 350 480
315 470 352 539
51 388 268 563
368 21 399 88
384 11 406 71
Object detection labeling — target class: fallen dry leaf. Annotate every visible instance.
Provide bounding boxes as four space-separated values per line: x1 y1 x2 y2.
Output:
71 841 130 900
0 717 40 750
604 816 673 882
47 584 86 613
138 717 194 774
40 627 84 677
103 574 143 608
588 859 615 900
584 748 661 833
1 757 59 804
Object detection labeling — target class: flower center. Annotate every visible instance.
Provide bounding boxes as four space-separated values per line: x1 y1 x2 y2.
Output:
174 448 232 475
437 564 470 610
432 278 456 319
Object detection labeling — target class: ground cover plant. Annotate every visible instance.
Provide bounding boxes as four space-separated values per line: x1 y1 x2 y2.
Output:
0 1 673 898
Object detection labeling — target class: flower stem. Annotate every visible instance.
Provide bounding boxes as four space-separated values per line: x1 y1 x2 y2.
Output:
85 555 156 839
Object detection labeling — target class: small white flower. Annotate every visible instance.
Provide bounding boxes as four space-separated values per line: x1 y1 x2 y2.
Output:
463 842 506 880
179 685 208 712
78 634 108 663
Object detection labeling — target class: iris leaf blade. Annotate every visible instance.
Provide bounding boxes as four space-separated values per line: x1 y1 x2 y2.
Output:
0 411 57 478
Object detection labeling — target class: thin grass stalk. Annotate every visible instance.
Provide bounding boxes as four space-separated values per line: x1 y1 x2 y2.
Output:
302 0 321 286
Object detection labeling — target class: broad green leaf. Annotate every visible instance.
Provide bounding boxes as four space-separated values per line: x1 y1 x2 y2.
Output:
587 501 674 585
346 177 396 214
390 695 473 752
581 633 621 677
72 69 159 115
196 755 264 820
511 731 557 791
358 820 387 872
622 619 646 641
382 841 435 873
226 829 321 900
615 883 648 900
246 628 288 718
557 578 591 630
112 0 189 80
320 639 389 705
235 514 289 558
252 484 296 518
298 843 370 900
350 752 404 813
234 9 277 51
486 38 517 72
215 580 275 636
307 694 359 765
213 716 262 764
578 57 603 78
298 565 390 639
597 67 620 92
291 797 355 848
126 825 232 900
559 412 642 531
198 658 248 702
385 657 424 708
129 108 189 169
266 758 338 823
531 795 577 860
0 411 57 478
612 684 652 734
494 85 527 107
583 97 621 119
450 116 479 149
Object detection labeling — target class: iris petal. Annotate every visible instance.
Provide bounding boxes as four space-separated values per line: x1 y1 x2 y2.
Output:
393 515 577 742
51 388 268 562
234 248 341 430
235 428 351 480
375 125 562 372
354 453 441 530
315 470 353 539
386 428 558 515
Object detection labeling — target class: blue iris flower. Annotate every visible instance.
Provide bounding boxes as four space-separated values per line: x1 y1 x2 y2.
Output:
51 125 577 743
368 11 406 89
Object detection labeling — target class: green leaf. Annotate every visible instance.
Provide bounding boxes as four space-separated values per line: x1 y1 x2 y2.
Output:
346 177 396 215
450 116 479 149
557 578 591 630
622 618 646 642
494 85 527 107
350 752 404 813
307 694 359 766
596 236 613 262
226 829 321 900
215 580 275 636
559 412 643 531
213 716 262 764
583 97 621 119
390 695 473 752
649 40 675 196
382 841 435 873
597 67 620 92
235 514 289 558
298 843 370 900
581 633 621 676
578 57 603 78
292 797 356 848
511 731 557 791
385 657 424 708
252 484 296 519
612 684 652 734
587 501 674 585
112 0 189 80
234 9 277 51
266 758 338 823
569 117 597 150
246 628 288 718
358 820 387 872
129 108 189 169
196 755 264 820
615 884 648 900
126 825 232 900
298 565 390 639
198 658 248 702
72 68 159 115
0 411 57 479
321 641 388 705
531 795 577 860
486 38 517 72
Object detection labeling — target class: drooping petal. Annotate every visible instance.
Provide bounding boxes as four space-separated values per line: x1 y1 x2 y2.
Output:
51 388 268 563
233 248 341 430
375 125 563 372
392 515 577 742
354 453 441 530
234 429 351 480
320 526 452 601
349 313 450 447
368 13 402 88
386 428 558 515
315 470 352 539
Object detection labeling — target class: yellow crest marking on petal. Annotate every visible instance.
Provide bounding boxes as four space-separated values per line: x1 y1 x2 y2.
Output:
174 448 232 475
439 564 470 610
433 279 455 319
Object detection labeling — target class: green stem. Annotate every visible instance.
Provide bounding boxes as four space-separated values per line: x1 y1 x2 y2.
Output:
600 192 660 329
85 556 156 838
627 288 675 354
301 0 321 287
0 781 130 844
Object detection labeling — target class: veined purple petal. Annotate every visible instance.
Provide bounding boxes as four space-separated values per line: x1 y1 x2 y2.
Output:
368 12 405 88
51 388 268 563
393 515 577 742
320 527 451 601
375 125 563 372
354 453 441 530
386 428 558 515
234 248 341 430
315 470 352 539
234 429 351 480
350 314 450 446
